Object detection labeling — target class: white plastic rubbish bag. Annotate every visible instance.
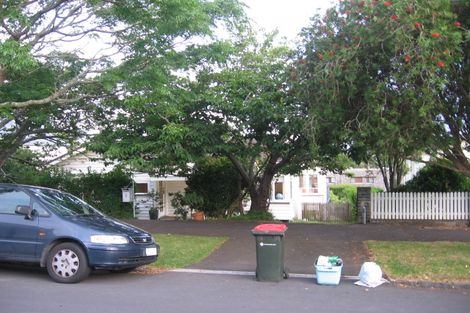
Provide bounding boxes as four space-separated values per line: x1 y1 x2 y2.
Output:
354 262 388 288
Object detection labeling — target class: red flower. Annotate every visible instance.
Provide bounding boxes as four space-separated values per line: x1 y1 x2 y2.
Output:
414 22 422 29
384 1 392 7
431 32 441 38
453 21 461 27
436 60 445 68
391 15 398 21
443 49 450 55
404 55 411 63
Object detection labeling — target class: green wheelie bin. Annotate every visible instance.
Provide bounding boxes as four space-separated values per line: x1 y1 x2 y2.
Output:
251 223 288 282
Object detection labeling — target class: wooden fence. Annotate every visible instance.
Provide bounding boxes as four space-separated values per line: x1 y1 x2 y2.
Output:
302 202 351 223
371 192 470 220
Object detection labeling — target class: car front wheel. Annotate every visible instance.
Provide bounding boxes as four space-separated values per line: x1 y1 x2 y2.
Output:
46 242 91 283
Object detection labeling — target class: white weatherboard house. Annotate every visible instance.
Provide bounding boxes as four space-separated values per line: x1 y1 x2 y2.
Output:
131 169 331 221
131 173 187 220
52 152 398 220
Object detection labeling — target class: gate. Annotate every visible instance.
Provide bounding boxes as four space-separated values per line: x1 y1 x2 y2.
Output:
302 202 352 223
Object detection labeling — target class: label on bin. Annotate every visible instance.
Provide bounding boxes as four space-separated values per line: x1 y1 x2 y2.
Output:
252 224 287 234
259 242 277 247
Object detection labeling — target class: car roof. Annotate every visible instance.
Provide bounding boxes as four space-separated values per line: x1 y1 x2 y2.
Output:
0 183 61 192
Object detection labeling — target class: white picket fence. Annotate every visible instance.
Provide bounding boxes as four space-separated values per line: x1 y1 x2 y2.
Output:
371 192 470 220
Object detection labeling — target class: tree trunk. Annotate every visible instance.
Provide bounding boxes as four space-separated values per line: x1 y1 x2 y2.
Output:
228 153 279 213
0 66 5 85
248 170 275 213
376 154 406 191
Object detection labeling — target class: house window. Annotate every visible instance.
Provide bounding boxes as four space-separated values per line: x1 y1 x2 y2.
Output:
274 179 284 200
366 176 375 183
135 183 148 193
327 177 336 184
300 175 318 193
353 177 363 183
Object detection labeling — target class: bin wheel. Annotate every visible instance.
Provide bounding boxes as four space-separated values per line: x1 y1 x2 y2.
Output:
283 268 289 279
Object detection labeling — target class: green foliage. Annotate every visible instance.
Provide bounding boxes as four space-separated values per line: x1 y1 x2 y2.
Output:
329 184 383 215
0 149 60 186
93 33 316 213
329 185 358 210
0 153 133 218
1 0 247 169
228 210 274 221
298 0 468 190
397 164 470 192
170 191 198 220
57 167 134 219
174 157 242 218
0 39 35 72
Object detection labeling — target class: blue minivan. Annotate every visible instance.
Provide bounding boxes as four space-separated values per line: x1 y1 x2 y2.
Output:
0 183 159 283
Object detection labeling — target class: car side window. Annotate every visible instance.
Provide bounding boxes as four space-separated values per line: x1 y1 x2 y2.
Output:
32 201 50 217
0 188 31 214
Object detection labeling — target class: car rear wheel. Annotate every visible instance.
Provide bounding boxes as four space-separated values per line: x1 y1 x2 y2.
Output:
46 242 91 283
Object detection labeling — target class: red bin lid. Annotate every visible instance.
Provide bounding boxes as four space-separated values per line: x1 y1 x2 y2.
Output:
252 223 287 233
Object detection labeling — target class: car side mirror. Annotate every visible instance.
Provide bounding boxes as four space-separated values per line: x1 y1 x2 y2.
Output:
15 205 36 220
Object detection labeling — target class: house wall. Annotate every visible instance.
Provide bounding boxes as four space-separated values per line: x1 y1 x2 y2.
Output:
158 180 188 217
269 170 330 220
326 168 386 190
55 152 116 174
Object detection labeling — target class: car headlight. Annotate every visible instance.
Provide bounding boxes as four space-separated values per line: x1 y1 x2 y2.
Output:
90 235 129 244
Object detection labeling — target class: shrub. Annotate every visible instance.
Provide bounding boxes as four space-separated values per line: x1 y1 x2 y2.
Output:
182 157 242 218
0 153 133 219
329 184 358 208
397 164 470 192
58 167 134 219
229 210 274 221
329 184 383 219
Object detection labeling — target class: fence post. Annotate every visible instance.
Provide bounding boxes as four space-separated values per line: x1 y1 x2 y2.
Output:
357 187 372 224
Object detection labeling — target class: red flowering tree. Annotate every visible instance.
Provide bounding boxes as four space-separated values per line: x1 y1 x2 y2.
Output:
298 0 468 190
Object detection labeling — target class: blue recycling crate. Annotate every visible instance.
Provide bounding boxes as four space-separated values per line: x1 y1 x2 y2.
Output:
314 263 342 285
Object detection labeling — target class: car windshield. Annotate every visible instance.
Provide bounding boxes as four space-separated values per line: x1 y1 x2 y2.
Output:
34 188 103 217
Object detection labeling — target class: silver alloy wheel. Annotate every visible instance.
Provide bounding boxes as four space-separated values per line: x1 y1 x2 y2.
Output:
51 248 80 278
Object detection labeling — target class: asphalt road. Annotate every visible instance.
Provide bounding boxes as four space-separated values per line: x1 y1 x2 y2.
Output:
1 265 469 313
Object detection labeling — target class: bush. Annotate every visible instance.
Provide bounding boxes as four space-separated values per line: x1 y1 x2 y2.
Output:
58 167 134 219
229 210 274 221
182 157 242 218
329 184 383 219
397 164 470 192
0 153 133 219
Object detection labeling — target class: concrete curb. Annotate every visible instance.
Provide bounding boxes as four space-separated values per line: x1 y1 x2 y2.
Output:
171 268 470 290
171 268 360 280
391 279 470 290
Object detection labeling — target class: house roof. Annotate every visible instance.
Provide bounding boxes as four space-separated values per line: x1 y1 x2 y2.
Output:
132 173 186 183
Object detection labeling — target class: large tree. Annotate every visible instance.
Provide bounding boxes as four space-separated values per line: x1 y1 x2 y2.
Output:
298 0 468 190
0 0 246 168
92 35 317 212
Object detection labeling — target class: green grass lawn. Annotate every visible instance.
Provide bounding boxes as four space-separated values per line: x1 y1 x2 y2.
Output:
367 241 470 283
151 233 228 269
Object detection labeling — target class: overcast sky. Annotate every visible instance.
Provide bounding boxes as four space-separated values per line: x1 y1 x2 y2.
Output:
242 0 336 41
